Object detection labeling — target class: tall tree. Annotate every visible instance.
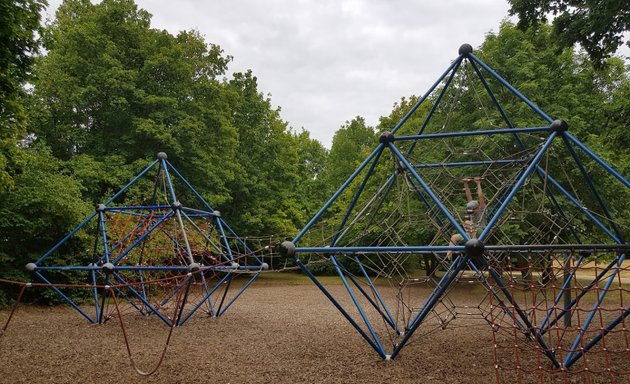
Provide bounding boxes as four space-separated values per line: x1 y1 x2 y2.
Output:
0 0 46 190
508 0 630 67
28 0 238 205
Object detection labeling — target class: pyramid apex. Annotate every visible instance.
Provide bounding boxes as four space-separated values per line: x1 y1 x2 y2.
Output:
157 152 168 160
458 43 473 56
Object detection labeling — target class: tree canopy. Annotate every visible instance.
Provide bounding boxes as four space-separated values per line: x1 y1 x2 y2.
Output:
508 0 630 67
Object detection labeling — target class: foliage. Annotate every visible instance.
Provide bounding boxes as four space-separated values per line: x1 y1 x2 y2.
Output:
507 0 630 67
0 0 46 191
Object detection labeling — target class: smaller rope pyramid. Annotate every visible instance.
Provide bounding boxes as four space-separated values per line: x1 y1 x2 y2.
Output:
281 43 630 380
27 152 268 326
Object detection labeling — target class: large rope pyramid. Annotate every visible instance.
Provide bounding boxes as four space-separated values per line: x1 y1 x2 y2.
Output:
27 152 268 326
280 44 629 376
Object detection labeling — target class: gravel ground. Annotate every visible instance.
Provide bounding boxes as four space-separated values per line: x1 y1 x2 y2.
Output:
0 275 626 384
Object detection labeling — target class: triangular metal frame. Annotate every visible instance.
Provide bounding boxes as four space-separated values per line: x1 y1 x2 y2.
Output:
28 153 267 326
282 45 630 366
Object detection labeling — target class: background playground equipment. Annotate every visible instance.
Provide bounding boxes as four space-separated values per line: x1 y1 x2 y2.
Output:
283 43 629 380
23 152 274 326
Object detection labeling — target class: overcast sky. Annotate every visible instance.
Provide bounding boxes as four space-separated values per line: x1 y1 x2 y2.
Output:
44 1 525 147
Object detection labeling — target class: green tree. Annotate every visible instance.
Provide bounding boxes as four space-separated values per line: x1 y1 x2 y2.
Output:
28 0 238 205
0 145 91 305
508 0 630 67
0 0 46 190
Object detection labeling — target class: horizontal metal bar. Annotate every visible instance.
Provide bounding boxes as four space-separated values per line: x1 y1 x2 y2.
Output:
394 126 550 141
296 246 464 254
414 159 527 169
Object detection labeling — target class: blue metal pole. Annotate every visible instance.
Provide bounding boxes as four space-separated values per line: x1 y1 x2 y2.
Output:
111 272 173 326
396 126 550 141
97 211 111 264
414 159 527 169
561 135 624 240
104 159 160 205
391 255 468 359
406 58 463 155
541 168 621 243
391 55 464 134
330 255 387 357
215 218 235 261
479 132 557 241
165 160 217 211
293 144 386 243
216 272 261 316
295 245 462 254
35 212 98 264
564 132 630 189
34 272 96 323
563 252 627 367
564 306 630 368
388 142 468 238
540 256 618 334
331 145 385 246
468 53 553 123
112 211 174 264
293 257 386 358
178 273 233 323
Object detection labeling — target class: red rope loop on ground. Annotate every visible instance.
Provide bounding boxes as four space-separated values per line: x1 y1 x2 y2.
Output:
108 277 185 376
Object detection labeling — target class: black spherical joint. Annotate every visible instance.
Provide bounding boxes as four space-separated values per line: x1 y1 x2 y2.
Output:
458 43 473 56
171 201 183 210
102 262 115 274
279 241 296 258
464 238 485 259
157 152 168 160
379 131 395 144
213 210 221 217
189 262 201 272
95 203 106 212
25 263 37 272
549 119 568 133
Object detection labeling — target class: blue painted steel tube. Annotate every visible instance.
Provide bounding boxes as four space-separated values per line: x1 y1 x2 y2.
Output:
330 255 386 357
104 159 160 205
215 218 235 261
563 252 627 367
112 212 174 264
406 58 463 155
216 272 261 316
562 136 624 240
331 145 385 246
97 211 111 264
35 212 97 264
466 260 528 332
469 53 553 123
487 266 560 367
106 205 171 211
396 126 549 141
160 159 178 203
350 257 399 332
564 306 630 368
35 271 96 323
293 257 386 358
293 144 385 244
112 272 173 326
178 273 233 323
388 143 468 238
391 255 468 359
391 55 464 134
414 159 526 169
565 132 630 189
468 58 582 243
540 168 620 243
295 245 463 254
479 132 557 241
165 160 217 211
540 256 618 335
218 220 255 256
89 269 101 322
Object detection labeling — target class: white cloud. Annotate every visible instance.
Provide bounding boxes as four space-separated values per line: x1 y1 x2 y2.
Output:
46 0 514 147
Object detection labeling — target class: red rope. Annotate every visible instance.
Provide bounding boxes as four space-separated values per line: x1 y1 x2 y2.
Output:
0 285 27 338
108 277 184 376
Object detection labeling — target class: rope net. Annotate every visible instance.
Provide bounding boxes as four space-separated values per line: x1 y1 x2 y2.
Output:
487 250 630 383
